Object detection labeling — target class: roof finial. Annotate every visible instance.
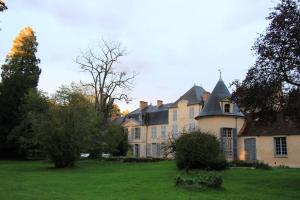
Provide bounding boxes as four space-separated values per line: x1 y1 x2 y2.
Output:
218 68 222 80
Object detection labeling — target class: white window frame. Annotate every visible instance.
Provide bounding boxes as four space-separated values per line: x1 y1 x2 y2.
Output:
134 128 141 140
161 125 166 140
151 127 157 139
172 109 177 122
172 124 178 138
189 107 195 119
224 103 230 113
274 137 288 157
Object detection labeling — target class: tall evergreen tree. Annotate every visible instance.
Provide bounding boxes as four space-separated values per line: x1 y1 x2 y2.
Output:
0 27 41 158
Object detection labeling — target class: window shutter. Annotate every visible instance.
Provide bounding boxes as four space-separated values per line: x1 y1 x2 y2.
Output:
133 145 135 157
232 128 237 160
146 144 151 157
220 128 224 155
157 143 161 157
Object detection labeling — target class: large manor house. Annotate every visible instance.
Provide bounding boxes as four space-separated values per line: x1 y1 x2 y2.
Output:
120 77 300 167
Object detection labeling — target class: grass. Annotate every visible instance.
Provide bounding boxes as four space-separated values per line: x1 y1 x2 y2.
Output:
0 160 300 200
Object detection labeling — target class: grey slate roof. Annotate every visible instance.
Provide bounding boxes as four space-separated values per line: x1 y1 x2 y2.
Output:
127 103 172 125
196 79 244 118
169 85 206 107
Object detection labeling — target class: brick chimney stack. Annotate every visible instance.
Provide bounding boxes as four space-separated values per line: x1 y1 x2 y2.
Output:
157 100 163 107
203 91 210 102
139 101 148 110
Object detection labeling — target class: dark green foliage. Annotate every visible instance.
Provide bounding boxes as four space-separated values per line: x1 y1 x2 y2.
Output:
102 125 129 156
175 131 227 171
175 173 223 190
7 89 48 159
0 27 41 158
33 90 98 168
104 157 165 162
232 0 300 122
229 160 271 169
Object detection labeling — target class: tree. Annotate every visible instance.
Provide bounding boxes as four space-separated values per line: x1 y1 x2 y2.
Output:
0 0 7 12
33 87 98 168
8 89 49 159
75 40 136 121
102 124 129 156
175 131 227 171
0 27 41 158
232 0 300 122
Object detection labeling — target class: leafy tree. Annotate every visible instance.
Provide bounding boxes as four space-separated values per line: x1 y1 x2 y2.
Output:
0 27 41 158
33 87 98 168
8 89 49 159
232 0 300 122
102 124 129 156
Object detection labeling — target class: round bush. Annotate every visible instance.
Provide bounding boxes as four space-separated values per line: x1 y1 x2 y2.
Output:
175 131 227 170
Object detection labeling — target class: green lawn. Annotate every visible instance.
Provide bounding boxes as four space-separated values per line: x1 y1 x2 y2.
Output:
0 160 300 200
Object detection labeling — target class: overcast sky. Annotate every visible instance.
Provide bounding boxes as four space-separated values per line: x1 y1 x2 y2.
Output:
0 0 276 111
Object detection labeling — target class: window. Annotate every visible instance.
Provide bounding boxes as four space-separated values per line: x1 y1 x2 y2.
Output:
224 104 230 113
151 143 161 157
172 124 178 138
151 127 157 139
188 122 195 132
161 126 166 140
173 110 177 122
223 128 232 137
189 107 195 119
134 144 140 157
134 128 141 140
222 128 233 158
274 137 287 156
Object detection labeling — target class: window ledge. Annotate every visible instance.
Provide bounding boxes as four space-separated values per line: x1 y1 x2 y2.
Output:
274 155 288 158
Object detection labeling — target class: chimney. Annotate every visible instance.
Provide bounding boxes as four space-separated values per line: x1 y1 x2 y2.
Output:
139 101 148 110
203 91 210 102
157 100 163 107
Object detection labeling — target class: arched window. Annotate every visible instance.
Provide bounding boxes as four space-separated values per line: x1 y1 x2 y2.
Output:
224 104 230 113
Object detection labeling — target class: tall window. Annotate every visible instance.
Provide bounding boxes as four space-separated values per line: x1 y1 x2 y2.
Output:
188 122 195 132
172 110 177 122
274 137 287 156
172 124 178 138
224 104 230 113
189 107 195 119
222 128 233 158
161 125 166 140
151 127 157 139
134 144 140 157
134 128 141 140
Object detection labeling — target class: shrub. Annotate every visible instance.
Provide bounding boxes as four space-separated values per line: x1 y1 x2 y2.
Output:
175 173 223 190
229 160 271 169
33 91 98 168
104 156 165 162
254 161 271 169
175 131 227 170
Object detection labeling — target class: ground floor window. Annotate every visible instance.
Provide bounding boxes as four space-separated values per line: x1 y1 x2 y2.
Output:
133 144 140 158
222 128 233 159
274 137 287 157
172 124 178 138
151 143 161 157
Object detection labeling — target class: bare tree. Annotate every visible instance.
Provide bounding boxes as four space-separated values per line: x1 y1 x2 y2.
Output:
75 40 136 119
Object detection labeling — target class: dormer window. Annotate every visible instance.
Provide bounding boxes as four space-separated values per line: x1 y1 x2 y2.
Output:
224 104 230 113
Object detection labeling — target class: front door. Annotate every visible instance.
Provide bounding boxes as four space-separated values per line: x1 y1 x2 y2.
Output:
244 138 256 162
